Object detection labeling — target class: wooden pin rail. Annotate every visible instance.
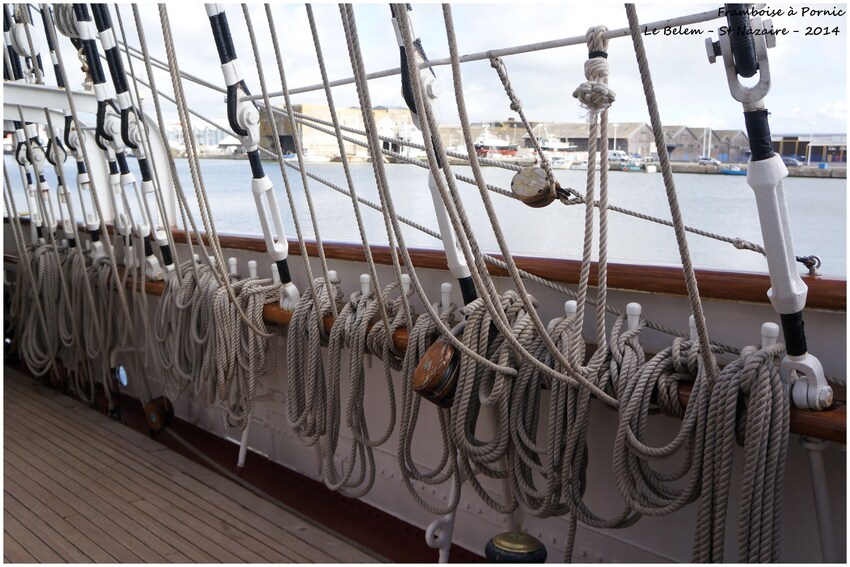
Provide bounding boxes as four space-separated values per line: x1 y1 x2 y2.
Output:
2 225 846 443
119 271 410 351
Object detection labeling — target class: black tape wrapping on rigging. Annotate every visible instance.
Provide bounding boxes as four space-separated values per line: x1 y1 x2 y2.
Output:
247 150 264 179
276 259 292 286
458 276 478 306
226 83 249 137
138 157 152 183
91 3 110 32
208 11 237 65
81 38 106 86
121 108 138 150
160 244 173 267
743 109 775 161
74 6 107 86
91 6 130 95
780 311 808 357
5 44 23 80
4 4 25 81
396 22 443 169
39 6 63 87
45 138 65 168
116 152 131 175
64 115 76 151
104 46 129 94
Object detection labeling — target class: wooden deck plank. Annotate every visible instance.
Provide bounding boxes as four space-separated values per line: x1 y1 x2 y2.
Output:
4 492 91 562
3 446 195 563
3 465 78 519
4 529 38 563
150 449 379 563
4 406 246 563
158 462 344 563
4 472 124 563
4 400 231 563
5 456 169 562
4 369 375 563
3 514 65 564
5 375 362 563
5 394 299 563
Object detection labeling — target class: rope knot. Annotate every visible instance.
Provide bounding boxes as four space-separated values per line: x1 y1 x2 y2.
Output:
572 26 615 114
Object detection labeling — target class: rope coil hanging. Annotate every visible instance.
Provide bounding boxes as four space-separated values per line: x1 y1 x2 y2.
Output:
2 5 804 564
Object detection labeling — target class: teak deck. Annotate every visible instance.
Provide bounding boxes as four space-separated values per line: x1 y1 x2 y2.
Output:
2 368 380 564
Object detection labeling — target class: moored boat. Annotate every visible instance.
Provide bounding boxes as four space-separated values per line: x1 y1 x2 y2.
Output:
719 163 747 175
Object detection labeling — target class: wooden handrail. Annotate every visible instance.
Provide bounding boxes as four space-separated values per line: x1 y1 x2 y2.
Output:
4 217 845 310
171 229 846 312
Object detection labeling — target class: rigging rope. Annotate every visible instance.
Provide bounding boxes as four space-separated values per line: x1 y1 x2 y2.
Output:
4 6 802 563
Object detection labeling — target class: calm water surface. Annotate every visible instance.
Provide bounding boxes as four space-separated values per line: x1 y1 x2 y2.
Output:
6 156 846 277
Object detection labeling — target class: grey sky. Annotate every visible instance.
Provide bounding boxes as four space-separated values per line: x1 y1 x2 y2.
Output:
49 2 847 135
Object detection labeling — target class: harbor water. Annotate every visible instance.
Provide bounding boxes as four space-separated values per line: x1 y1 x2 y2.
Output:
6 156 846 278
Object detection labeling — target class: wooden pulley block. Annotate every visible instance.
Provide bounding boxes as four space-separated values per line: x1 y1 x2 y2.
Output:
49 363 67 389
510 166 557 208
144 396 174 435
412 336 460 408
484 531 548 563
74 360 88 388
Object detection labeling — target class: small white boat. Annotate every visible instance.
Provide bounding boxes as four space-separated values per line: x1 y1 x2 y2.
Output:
569 160 588 170
549 155 571 169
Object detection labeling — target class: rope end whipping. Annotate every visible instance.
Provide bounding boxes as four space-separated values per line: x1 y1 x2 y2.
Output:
572 26 616 115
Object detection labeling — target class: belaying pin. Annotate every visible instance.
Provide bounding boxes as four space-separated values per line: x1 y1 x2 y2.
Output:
762 322 780 348
626 302 642 331
360 273 372 296
440 282 453 315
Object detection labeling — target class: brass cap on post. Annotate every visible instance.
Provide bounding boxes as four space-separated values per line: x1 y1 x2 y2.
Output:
412 336 460 408
485 531 548 563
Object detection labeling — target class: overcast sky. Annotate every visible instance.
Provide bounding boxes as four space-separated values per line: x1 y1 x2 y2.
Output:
45 2 848 135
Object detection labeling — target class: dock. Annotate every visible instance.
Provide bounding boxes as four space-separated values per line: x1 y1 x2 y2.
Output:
670 162 847 178
3 368 380 563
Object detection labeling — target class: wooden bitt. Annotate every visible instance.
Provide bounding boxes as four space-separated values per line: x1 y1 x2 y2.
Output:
411 336 460 408
510 167 557 208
